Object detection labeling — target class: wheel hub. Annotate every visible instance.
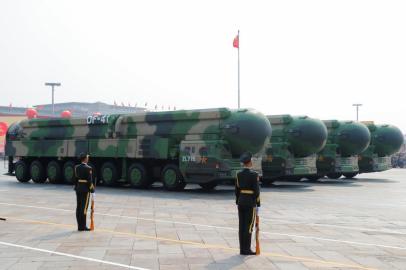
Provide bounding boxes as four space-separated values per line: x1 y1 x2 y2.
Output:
164 169 177 185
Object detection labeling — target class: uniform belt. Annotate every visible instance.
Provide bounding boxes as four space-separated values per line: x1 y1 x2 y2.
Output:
240 189 254 194
78 180 87 183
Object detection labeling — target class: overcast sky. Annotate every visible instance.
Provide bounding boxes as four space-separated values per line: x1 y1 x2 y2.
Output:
1 0 405 132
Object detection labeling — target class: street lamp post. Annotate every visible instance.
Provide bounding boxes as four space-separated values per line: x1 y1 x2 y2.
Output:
45 82 61 115
352 103 362 121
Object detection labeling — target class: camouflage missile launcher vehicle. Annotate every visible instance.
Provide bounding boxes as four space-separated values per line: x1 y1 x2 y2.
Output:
391 139 406 168
392 152 406 168
261 115 327 184
5 108 272 191
307 120 371 180
359 122 403 173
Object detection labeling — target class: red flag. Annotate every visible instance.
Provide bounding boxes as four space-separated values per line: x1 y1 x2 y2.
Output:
233 34 239 48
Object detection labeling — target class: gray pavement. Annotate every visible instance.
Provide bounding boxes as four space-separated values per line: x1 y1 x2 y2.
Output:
0 166 405 270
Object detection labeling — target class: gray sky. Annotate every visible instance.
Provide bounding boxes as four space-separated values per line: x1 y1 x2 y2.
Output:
1 0 405 132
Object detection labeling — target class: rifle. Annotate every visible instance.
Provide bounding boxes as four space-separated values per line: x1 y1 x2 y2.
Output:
89 166 96 231
90 193 95 231
255 210 260 255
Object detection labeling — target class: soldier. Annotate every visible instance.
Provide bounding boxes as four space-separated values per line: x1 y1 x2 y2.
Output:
235 152 260 255
74 153 95 231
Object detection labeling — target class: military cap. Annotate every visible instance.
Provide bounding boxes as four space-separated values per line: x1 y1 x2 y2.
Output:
240 152 252 164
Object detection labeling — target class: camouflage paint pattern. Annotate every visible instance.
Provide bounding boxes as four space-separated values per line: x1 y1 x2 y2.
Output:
359 122 404 173
262 115 327 180
6 108 272 184
316 120 371 176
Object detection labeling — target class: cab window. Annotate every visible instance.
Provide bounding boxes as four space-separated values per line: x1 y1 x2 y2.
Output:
199 146 209 156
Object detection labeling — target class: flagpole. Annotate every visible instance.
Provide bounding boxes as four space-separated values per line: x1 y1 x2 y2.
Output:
237 30 240 109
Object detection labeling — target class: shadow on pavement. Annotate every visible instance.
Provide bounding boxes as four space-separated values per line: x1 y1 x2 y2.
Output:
29 231 73 242
262 183 314 192
206 254 245 269
301 179 362 187
348 178 397 184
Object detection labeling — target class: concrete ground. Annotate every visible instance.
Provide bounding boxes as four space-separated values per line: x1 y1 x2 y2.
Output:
0 166 405 270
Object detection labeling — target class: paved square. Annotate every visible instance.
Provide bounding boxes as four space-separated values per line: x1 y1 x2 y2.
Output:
0 167 405 269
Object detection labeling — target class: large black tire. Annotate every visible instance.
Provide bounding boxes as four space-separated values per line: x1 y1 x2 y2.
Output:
343 172 358 179
100 162 118 186
63 161 76 184
306 175 322 181
47 161 63 184
327 173 342 179
15 160 30 182
161 164 186 191
199 182 217 190
287 176 302 181
127 163 151 188
30 160 47 183
261 178 275 186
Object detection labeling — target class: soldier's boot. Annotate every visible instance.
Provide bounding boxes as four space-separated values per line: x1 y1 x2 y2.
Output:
245 233 255 255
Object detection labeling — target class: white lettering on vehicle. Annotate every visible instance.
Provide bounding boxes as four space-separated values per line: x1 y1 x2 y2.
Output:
87 115 110 125
182 156 196 162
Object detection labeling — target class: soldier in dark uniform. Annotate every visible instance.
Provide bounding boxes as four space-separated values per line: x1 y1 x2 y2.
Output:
235 152 260 255
74 153 95 231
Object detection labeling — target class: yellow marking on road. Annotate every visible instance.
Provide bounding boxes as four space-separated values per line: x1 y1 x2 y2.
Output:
2 216 378 270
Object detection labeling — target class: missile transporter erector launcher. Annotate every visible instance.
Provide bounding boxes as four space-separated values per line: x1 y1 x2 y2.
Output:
359 122 403 173
261 115 327 184
5 108 272 191
308 120 371 180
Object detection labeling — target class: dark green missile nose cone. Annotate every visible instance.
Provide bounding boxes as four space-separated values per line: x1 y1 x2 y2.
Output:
336 121 371 156
372 124 404 156
286 116 327 157
222 109 272 157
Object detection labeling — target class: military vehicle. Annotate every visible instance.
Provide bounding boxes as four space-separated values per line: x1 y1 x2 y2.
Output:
391 139 406 168
5 108 272 191
359 122 403 173
261 115 327 184
307 120 371 180
392 153 406 168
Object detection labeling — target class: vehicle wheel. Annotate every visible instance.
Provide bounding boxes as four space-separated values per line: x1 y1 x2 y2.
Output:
161 164 186 191
261 178 275 186
63 161 76 184
343 173 358 179
326 173 342 179
287 176 302 181
47 161 63 184
199 182 217 190
128 163 151 188
15 160 30 182
30 160 47 183
101 162 118 186
306 175 321 181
